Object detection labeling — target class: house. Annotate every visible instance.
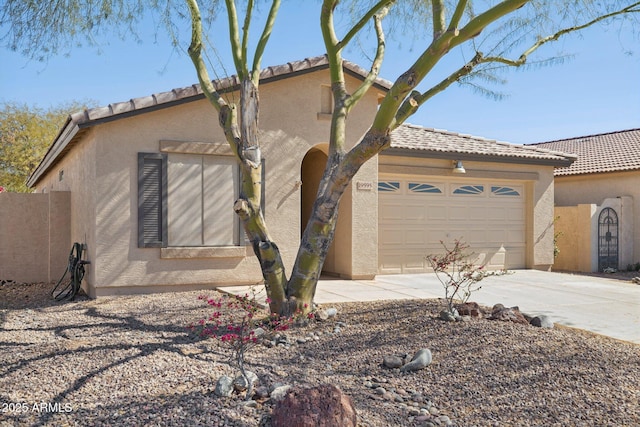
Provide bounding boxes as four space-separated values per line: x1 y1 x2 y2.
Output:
26 56 575 297
533 129 640 272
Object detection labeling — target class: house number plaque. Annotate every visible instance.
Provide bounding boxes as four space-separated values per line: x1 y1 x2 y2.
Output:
356 181 373 191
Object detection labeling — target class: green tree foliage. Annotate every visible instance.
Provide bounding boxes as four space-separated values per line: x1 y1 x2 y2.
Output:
0 102 92 192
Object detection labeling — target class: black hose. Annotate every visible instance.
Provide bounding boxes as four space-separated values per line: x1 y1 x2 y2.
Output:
51 243 90 301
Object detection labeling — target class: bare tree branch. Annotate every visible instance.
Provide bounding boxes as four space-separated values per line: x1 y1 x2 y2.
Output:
185 0 226 112
432 0 445 39
225 0 247 80
251 0 281 85
482 1 640 67
241 0 254 71
452 0 528 49
338 0 395 50
345 7 387 112
394 52 483 128
447 0 469 35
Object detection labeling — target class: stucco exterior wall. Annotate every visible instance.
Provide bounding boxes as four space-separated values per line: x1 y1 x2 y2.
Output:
33 68 384 295
33 129 98 293
553 197 633 272
555 171 639 264
0 192 70 283
553 204 595 272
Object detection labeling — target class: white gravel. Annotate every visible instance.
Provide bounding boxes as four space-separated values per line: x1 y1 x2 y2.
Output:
1 282 639 426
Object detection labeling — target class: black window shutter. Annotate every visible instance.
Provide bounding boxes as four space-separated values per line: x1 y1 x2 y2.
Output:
138 153 168 247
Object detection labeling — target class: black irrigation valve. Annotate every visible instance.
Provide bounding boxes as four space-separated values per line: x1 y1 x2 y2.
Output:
51 242 91 302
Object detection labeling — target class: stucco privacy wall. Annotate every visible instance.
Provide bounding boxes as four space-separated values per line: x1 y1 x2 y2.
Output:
553 204 595 272
0 192 70 283
554 171 640 265
33 69 383 296
378 154 557 270
553 197 633 272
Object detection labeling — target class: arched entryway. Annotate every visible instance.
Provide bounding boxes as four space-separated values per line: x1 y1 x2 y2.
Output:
300 145 337 274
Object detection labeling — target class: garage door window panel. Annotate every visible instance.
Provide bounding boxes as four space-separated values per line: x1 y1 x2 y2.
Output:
491 186 521 197
408 183 443 194
452 185 484 195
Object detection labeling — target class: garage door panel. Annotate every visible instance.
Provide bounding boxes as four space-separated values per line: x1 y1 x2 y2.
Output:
507 229 526 243
380 203 406 220
404 204 427 221
379 177 526 273
505 248 525 268
447 205 471 221
426 205 448 220
405 229 427 245
379 228 404 246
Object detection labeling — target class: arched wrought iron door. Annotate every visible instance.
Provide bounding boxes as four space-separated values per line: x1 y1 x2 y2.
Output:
598 207 619 271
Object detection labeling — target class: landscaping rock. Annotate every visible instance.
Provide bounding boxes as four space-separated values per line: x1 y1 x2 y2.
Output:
439 308 459 322
455 302 484 318
530 315 554 328
400 348 432 372
271 384 357 427
383 355 404 368
214 375 234 397
233 371 258 392
490 305 529 324
270 385 292 402
316 307 338 321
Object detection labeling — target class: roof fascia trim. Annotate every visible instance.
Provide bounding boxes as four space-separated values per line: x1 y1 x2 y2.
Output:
27 120 80 188
383 147 576 167
74 62 389 128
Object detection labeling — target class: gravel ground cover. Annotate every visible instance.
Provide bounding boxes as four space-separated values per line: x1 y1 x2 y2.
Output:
1 281 639 426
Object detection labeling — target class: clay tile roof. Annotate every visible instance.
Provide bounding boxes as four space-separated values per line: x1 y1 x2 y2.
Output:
389 124 576 166
531 129 640 176
70 55 391 127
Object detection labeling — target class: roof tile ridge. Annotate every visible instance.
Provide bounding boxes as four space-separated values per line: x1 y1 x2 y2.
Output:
522 144 578 159
531 127 640 145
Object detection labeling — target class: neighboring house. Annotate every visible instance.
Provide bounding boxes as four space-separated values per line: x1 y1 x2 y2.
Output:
27 56 575 297
533 129 640 272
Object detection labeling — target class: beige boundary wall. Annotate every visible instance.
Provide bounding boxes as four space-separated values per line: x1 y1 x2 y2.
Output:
0 191 70 283
553 196 633 272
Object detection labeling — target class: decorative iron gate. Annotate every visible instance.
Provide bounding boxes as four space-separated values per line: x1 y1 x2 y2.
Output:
598 207 619 272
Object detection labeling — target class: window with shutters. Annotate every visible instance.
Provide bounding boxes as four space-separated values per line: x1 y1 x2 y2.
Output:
138 152 243 248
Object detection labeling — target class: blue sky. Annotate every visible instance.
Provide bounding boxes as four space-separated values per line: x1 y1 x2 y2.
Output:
1 2 638 145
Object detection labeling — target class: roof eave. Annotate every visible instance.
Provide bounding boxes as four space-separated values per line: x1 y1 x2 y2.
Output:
27 118 81 188
382 147 576 167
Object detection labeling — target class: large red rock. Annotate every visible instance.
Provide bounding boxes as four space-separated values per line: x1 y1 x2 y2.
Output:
489 305 529 324
271 384 357 427
455 302 484 318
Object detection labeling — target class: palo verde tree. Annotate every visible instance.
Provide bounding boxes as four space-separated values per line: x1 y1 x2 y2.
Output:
2 1 638 315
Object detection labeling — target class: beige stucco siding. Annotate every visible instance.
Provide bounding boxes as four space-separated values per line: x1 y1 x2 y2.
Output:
33 68 385 295
34 129 98 289
0 192 70 283
554 171 639 264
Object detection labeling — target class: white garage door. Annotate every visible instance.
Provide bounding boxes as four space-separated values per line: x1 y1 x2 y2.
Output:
378 176 526 274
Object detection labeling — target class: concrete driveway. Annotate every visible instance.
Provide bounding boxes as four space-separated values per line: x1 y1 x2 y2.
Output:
221 270 640 344
314 270 640 344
